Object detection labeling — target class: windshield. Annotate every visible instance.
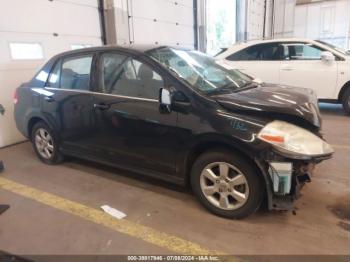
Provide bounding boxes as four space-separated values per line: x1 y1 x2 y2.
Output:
316 40 350 56
148 47 253 93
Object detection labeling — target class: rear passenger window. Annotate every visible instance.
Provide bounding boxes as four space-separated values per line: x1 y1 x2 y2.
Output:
101 53 164 100
60 55 93 90
47 61 61 88
47 55 93 90
227 43 284 61
227 46 260 61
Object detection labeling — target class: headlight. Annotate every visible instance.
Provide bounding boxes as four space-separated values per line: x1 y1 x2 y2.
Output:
258 120 334 157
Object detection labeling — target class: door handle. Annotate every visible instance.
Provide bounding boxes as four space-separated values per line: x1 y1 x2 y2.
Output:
44 96 55 102
94 103 110 110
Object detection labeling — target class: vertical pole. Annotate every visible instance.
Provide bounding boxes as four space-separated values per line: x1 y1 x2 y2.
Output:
263 0 267 38
126 0 134 44
0 106 4 173
193 0 199 50
197 0 207 53
98 0 107 45
236 0 242 42
245 0 248 41
271 0 275 38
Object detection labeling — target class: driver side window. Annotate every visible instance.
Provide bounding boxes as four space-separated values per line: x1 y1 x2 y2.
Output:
101 53 164 100
285 43 324 60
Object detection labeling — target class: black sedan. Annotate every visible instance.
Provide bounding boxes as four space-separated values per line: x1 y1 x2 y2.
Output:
14 45 333 218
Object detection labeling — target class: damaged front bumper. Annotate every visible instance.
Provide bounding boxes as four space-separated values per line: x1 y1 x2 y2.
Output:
256 151 333 211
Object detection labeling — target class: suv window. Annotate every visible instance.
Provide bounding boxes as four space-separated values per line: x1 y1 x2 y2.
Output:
227 43 284 61
285 43 324 60
47 61 61 88
100 54 164 100
50 55 93 90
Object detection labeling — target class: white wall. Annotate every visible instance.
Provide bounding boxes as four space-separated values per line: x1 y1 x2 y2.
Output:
0 0 102 147
113 0 195 49
294 0 350 49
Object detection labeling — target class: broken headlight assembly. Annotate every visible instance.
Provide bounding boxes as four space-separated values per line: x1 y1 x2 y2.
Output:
258 120 334 159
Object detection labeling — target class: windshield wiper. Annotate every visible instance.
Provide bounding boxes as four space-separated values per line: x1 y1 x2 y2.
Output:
222 81 256 91
234 81 258 92
220 82 239 90
206 81 256 95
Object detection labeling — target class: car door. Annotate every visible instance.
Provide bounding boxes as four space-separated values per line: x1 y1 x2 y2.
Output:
279 42 338 99
90 52 179 175
43 53 96 153
223 42 283 83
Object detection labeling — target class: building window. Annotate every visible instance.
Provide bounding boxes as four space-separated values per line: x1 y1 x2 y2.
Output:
71 44 92 50
9 42 44 60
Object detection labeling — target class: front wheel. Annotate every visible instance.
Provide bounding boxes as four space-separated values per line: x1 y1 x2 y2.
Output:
342 88 350 115
191 150 264 219
31 121 64 165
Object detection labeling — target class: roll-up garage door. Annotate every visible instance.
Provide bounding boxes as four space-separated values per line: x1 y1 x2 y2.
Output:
115 0 196 49
0 0 102 147
247 0 266 40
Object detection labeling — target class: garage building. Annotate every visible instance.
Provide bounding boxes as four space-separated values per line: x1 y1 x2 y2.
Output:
0 0 349 260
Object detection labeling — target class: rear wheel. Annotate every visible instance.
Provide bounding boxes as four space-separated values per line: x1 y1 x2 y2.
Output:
342 88 350 115
191 150 264 219
31 121 63 165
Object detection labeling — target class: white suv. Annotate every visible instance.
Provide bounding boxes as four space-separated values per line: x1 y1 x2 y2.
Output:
216 38 350 114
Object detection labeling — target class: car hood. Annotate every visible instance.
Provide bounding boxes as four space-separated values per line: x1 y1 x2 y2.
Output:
212 83 322 128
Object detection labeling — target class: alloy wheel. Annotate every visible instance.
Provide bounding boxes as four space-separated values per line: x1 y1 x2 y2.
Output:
200 162 249 210
35 128 54 159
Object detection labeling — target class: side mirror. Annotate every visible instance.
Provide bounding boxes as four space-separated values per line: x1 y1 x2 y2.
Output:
159 88 172 106
253 78 263 85
159 88 191 114
159 88 172 114
321 51 335 62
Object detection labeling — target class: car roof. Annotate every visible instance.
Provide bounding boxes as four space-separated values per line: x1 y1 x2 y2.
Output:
237 37 315 44
216 38 347 59
52 44 171 59
225 38 319 50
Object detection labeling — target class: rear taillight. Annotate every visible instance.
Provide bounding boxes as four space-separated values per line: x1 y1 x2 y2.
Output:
13 88 18 104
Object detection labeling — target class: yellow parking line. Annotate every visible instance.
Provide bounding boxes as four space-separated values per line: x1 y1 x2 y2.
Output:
0 177 225 256
331 144 350 150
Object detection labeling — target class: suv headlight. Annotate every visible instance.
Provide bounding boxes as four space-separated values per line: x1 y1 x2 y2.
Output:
258 120 334 157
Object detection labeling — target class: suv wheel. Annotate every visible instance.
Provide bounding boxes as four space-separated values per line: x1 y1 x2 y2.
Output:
342 88 350 115
31 121 63 165
191 150 264 219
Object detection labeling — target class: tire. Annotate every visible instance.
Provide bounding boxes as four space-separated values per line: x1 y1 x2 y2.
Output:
31 121 64 165
342 88 350 115
191 149 264 219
